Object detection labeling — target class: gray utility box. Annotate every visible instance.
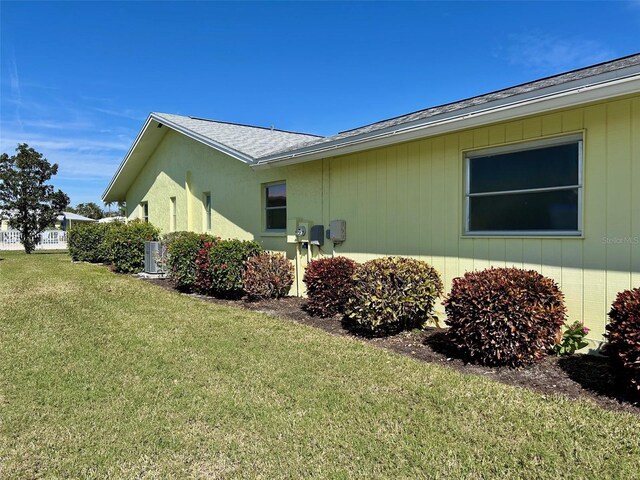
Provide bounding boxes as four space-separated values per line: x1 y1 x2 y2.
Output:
144 241 163 274
328 219 346 243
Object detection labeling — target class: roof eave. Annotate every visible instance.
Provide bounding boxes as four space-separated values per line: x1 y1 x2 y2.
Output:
102 114 155 202
254 72 640 169
102 113 257 203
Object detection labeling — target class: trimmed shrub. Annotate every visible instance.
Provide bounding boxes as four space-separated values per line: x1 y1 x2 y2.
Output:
104 220 160 273
194 239 263 298
243 252 294 300
303 257 357 317
444 267 566 368
345 256 443 334
606 287 640 399
68 222 119 263
164 231 218 292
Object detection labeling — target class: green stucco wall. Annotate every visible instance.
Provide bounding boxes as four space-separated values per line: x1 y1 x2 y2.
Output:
126 94 640 348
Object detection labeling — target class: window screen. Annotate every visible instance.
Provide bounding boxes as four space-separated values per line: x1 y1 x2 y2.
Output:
466 138 582 235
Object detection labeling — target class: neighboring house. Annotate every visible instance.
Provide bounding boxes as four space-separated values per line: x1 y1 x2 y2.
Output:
58 212 97 230
0 210 84 250
103 53 640 348
97 216 127 224
1 210 94 231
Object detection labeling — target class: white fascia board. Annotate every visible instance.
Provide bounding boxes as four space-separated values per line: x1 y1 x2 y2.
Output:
254 73 640 169
102 114 155 202
151 114 256 165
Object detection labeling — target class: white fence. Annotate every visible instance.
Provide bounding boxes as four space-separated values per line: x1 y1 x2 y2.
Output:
0 229 67 250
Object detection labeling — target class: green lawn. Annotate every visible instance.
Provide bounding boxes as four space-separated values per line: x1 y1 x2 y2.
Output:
0 251 638 479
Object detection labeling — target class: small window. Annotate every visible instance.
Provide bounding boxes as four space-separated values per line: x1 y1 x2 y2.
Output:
170 197 176 232
465 135 582 236
203 193 212 231
265 182 286 231
140 202 149 223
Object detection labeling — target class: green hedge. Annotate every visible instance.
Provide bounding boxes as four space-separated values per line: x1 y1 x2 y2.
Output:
104 220 160 273
68 222 119 263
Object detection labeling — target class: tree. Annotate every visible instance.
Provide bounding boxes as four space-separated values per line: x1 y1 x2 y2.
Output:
0 144 69 253
68 202 104 220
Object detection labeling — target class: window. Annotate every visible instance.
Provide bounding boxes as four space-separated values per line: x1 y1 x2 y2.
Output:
203 193 212 231
170 197 176 232
465 135 582 236
265 182 286 231
140 202 149 223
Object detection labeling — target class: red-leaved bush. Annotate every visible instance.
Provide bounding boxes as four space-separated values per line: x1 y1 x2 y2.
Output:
444 267 566 368
303 257 357 317
243 252 294 300
194 241 217 295
606 287 640 400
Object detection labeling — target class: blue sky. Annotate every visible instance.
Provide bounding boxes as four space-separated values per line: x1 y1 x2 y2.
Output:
1 1 638 207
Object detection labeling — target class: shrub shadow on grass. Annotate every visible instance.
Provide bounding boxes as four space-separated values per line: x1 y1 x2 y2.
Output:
557 354 637 405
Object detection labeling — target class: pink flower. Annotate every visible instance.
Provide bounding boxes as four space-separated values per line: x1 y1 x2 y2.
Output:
583 327 590 334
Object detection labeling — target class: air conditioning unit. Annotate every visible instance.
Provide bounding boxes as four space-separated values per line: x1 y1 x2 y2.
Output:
144 241 163 274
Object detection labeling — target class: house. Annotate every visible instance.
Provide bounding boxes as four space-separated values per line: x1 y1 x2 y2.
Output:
103 53 640 348
2 210 94 231
97 216 127 224
57 211 97 230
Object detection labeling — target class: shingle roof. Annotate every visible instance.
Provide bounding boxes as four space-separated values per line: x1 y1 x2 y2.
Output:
60 212 96 222
152 113 322 160
260 53 640 159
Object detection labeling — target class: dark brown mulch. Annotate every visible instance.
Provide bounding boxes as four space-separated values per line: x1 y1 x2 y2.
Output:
142 277 639 416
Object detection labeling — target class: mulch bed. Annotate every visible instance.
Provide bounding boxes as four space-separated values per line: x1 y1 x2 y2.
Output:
143 276 639 416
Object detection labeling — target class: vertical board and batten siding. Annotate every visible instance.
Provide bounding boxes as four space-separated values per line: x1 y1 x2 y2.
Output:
325 95 639 344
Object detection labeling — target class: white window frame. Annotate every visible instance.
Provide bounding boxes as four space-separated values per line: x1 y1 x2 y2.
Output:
203 192 212 231
170 197 176 232
140 202 149 223
264 181 286 232
463 134 583 237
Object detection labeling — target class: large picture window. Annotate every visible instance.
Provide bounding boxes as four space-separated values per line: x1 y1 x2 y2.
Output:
465 135 582 236
265 182 286 231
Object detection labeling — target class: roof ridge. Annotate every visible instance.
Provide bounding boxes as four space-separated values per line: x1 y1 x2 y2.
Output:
337 52 640 135
155 112 322 138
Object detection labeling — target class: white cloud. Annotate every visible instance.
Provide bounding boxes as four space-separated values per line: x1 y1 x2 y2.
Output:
0 132 129 154
500 32 615 73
